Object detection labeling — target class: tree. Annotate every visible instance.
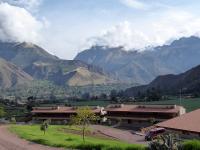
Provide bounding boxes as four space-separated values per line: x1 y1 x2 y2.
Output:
99 93 107 100
0 106 5 118
10 117 16 124
81 92 90 100
110 90 118 102
70 106 98 143
40 120 49 135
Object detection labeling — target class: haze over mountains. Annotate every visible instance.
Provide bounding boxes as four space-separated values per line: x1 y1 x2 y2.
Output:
75 36 200 84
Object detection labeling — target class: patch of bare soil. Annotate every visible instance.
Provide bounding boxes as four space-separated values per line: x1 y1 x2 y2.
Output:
58 127 118 140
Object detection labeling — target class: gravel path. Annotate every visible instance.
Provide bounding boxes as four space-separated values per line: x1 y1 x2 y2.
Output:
91 125 147 145
0 125 64 150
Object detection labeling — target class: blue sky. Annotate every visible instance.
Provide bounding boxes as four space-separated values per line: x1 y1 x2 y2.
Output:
1 0 200 59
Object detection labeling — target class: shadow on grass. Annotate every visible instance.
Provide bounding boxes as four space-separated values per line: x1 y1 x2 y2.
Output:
31 139 48 144
75 143 105 150
65 137 74 141
31 139 65 148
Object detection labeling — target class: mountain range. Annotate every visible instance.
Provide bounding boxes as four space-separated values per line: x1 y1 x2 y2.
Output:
0 36 200 92
75 36 200 84
124 64 200 96
0 42 116 88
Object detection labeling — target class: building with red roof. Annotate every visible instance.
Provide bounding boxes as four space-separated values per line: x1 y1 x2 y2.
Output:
32 106 106 124
156 109 200 138
105 104 185 128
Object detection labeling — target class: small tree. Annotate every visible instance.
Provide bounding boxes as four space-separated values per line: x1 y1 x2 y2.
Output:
40 120 49 135
70 106 98 143
10 117 16 124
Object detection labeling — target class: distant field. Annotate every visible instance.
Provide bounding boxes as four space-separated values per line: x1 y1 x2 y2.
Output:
10 125 145 150
67 100 111 106
140 97 200 112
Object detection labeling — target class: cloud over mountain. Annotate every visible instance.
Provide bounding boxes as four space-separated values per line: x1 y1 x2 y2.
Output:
0 2 44 43
86 10 200 51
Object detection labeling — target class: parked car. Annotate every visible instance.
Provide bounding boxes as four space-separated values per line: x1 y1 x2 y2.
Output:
145 128 166 141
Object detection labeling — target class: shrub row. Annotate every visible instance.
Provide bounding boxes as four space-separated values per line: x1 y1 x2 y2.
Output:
183 140 200 150
74 143 146 150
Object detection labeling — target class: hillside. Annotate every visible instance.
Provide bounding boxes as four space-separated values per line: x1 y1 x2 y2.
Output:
125 65 200 96
0 42 58 69
75 36 200 84
64 67 116 86
0 58 33 88
0 42 116 86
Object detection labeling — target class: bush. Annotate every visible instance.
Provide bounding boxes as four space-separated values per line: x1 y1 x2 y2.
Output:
183 140 200 150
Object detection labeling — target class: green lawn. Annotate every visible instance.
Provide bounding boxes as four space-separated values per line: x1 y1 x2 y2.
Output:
10 125 146 150
140 97 200 112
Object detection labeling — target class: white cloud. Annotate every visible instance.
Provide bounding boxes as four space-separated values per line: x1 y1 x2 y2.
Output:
119 0 148 10
87 21 150 50
0 2 44 43
86 10 200 51
0 0 42 11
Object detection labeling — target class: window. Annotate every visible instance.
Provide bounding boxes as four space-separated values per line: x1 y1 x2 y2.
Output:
127 119 132 124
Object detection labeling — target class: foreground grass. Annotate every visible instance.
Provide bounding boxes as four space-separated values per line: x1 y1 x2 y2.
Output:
10 125 146 150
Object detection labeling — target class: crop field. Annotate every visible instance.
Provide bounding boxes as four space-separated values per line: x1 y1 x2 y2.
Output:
67 100 111 107
141 97 200 112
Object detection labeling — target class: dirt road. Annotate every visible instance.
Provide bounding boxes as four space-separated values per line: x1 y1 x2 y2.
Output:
0 125 64 150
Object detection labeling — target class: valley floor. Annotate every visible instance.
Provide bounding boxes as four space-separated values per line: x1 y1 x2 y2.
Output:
0 125 64 150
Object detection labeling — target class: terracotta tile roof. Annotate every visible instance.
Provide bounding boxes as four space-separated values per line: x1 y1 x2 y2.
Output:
156 109 200 133
31 106 102 114
105 104 182 113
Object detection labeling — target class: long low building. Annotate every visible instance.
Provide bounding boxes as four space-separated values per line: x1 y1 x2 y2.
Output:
32 106 106 124
31 104 186 127
105 104 186 128
156 109 200 139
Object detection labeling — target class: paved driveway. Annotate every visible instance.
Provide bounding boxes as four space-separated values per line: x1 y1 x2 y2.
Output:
0 125 64 150
91 125 147 145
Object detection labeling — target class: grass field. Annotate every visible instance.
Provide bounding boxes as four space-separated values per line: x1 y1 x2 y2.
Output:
10 125 146 150
140 97 200 112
